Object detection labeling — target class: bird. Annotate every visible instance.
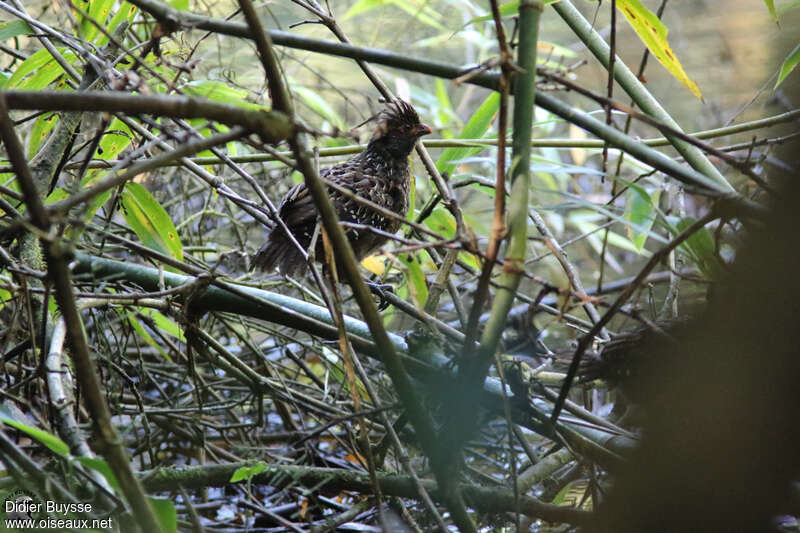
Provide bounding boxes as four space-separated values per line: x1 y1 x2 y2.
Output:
578 318 691 403
252 99 432 276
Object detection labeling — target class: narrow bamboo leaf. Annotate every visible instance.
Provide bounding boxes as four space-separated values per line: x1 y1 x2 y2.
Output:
467 0 561 24
778 0 800 16
121 182 183 261
436 92 499 176
97 3 139 46
321 346 369 400
674 217 724 279
548 189 669 246
623 182 660 251
0 409 70 457
0 20 33 41
344 0 445 30
79 0 114 42
775 43 800 89
553 480 592 509
434 78 456 128
616 0 703 100
46 182 111 226
764 0 778 21
407 174 416 221
149 498 177 533
4 48 77 90
97 118 133 161
126 311 174 362
403 252 429 308
343 0 383 19
183 80 248 103
573 219 649 255
75 457 121 491
388 0 446 30
23 60 71 91
27 112 58 157
137 307 186 343
294 86 345 129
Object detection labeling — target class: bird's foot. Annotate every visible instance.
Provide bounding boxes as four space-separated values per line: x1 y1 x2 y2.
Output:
366 282 395 311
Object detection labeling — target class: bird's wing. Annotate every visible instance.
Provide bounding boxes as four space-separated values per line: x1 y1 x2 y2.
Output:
276 161 366 226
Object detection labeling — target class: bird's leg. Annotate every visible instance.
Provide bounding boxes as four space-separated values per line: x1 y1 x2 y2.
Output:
365 280 395 311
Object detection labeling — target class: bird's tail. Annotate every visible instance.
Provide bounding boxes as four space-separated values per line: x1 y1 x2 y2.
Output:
252 231 308 277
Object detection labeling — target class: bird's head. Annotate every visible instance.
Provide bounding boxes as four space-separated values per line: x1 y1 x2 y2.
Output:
368 100 432 158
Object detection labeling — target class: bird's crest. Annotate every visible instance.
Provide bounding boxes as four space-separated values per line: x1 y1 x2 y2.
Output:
371 99 421 139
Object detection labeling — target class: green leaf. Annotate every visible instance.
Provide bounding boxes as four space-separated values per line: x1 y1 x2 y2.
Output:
183 80 248 104
98 3 139 47
407 174 416 221
616 0 703 100
3 48 77 90
623 182 660 251
674 217 724 279
343 0 383 19
778 0 800 16
467 0 560 24
120 182 183 261
294 86 345 129
137 307 186 343
573 219 649 256
27 112 59 157
387 0 445 31
0 20 33 41
344 0 446 30
80 0 114 42
149 498 177 533
764 0 778 21
0 408 70 457
97 118 133 161
126 311 174 362
403 252 428 307
436 92 499 176
552 480 592 509
775 43 800 89
0 286 11 310
75 457 120 491
434 78 456 128
424 206 456 238
231 462 268 482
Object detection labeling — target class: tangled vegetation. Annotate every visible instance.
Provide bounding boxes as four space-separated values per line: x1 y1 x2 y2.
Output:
0 0 798 531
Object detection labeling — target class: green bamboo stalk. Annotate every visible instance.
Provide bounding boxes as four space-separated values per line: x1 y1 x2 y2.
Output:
474 0 541 378
437 0 546 482
552 0 734 192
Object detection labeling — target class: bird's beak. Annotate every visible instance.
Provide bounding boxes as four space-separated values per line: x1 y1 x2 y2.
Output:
414 123 433 137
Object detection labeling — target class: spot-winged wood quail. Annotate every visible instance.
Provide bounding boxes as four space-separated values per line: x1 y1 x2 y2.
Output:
252 99 431 276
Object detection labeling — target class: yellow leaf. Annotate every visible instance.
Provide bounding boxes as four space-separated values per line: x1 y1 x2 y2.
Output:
569 124 587 166
361 254 385 276
617 0 703 100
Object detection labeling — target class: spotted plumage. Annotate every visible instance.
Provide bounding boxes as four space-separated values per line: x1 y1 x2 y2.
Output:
252 100 431 276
